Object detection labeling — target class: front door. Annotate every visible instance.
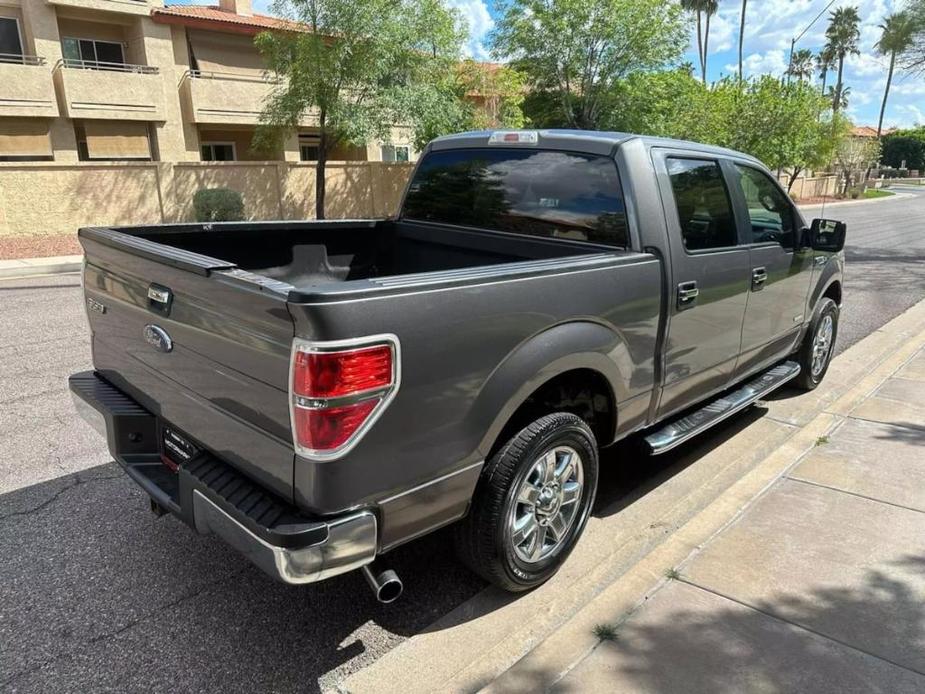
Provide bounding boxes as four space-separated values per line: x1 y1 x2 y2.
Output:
726 162 815 377
654 152 751 418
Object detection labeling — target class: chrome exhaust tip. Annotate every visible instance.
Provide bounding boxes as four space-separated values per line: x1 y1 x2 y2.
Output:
361 564 403 604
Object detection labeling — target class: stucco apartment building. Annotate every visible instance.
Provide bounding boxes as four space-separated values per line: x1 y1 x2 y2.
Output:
0 0 415 166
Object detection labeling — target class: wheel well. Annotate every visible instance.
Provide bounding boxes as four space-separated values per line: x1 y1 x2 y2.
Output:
491 369 615 457
823 281 842 307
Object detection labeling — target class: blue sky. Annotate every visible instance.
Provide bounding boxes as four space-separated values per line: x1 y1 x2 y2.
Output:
174 0 924 128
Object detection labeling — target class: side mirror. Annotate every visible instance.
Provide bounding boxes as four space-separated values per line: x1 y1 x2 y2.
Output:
808 218 846 252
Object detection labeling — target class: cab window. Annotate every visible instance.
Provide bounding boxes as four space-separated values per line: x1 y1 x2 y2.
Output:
666 158 738 251
733 164 796 248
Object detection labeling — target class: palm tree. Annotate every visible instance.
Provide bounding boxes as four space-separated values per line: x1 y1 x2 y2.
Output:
875 12 916 137
824 6 861 115
682 0 718 84
816 46 835 97
787 49 815 82
701 0 719 84
826 85 852 111
737 0 748 82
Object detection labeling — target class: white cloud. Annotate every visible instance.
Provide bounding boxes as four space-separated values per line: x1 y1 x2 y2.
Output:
444 0 494 60
891 104 925 128
725 49 788 78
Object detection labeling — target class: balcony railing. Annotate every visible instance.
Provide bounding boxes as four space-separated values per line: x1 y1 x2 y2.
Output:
57 58 158 74
188 69 280 84
0 54 45 66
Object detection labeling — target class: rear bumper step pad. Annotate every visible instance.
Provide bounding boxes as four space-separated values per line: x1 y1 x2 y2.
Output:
68 371 377 584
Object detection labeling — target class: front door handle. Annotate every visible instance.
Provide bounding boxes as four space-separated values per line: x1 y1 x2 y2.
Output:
751 267 767 291
677 281 699 310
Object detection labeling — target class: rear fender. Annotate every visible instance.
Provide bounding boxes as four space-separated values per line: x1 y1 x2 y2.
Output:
469 321 631 455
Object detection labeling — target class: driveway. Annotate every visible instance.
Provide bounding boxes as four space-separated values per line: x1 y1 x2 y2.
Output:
2 190 923 692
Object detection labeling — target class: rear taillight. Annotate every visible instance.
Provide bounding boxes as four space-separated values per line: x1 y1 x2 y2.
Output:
290 335 399 459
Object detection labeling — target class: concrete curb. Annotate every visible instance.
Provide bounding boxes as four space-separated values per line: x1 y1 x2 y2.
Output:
798 190 914 211
342 297 925 694
0 255 83 280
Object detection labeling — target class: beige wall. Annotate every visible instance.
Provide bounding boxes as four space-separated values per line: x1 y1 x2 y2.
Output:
0 161 413 237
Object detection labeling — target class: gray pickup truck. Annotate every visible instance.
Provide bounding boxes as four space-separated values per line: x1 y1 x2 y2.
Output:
70 130 845 602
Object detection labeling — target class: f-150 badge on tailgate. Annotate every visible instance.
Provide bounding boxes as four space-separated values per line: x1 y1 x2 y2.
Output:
87 297 106 314
143 324 173 353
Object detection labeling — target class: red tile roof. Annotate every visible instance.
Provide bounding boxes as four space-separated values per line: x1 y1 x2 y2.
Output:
852 125 895 138
153 4 306 34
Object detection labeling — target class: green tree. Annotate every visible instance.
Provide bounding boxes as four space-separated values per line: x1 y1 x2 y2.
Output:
900 0 925 73
881 128 925 169
256 0 464 218
824 6 861 115
786 49 815 82
410 60 526 150
492 0 689 129
726 76 845 190
835 135 880 194
875 12 916 138
607 69 735 143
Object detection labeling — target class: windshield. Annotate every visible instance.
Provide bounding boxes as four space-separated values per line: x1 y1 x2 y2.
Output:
402 148 629 248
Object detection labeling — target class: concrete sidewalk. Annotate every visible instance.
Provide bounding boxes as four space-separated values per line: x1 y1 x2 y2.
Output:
0 255 82 279
345 299 925 694
490 322 925 692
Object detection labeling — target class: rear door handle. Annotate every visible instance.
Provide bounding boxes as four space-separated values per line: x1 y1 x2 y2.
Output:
677 281 699 310
814 256 828 267
751 267 767 291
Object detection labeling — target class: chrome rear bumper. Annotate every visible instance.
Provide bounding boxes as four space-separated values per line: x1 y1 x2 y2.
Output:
192 491 377 584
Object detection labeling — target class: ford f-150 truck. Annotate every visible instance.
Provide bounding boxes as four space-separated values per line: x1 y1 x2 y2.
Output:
70 130 845 603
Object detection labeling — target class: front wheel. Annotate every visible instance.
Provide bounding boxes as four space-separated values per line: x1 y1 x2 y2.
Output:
793 297 839 390
454 413 598 592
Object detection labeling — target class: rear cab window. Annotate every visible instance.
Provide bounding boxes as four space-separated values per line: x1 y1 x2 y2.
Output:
402 148 629 248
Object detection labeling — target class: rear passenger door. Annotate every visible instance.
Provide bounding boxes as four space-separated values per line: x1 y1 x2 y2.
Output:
653 152 751 418
726 162 814 377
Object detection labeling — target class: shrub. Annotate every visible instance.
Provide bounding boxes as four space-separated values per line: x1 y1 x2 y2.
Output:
193 188 245 222
848 187 861 199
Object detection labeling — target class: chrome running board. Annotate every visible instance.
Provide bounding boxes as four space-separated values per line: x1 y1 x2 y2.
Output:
645 361 801 455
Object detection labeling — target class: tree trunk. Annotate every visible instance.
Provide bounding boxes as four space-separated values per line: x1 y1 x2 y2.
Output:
877 51 896 138
316 112 328 220
702 13 711 84
696 13 704 83
738 0 747 83
820 68 827 98
787 166 802 192
833 54 845 114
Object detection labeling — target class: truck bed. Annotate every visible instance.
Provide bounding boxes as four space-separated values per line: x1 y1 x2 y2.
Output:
114 219 602 291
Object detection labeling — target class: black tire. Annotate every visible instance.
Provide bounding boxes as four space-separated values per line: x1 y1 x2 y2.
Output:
793 297 839 390
454 413 598 592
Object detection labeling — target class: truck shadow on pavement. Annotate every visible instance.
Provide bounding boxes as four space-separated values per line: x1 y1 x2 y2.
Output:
0 402 780 692
0 465 483 693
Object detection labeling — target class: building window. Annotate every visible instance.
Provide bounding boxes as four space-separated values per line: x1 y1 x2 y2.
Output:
299 135 319 161
61 37 126 68
381 145 410 162
0 17 24 62
201 142 236 161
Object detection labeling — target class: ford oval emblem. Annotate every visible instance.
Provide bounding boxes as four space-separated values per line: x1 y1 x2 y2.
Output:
143 324 173 353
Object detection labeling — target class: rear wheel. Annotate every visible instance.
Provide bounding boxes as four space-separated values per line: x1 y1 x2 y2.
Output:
454 413 598 592
793 297 838 390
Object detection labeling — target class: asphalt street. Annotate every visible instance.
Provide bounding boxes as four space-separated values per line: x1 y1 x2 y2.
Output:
1 188 922 692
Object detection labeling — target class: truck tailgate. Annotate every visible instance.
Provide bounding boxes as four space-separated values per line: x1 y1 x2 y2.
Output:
79 228 296 500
